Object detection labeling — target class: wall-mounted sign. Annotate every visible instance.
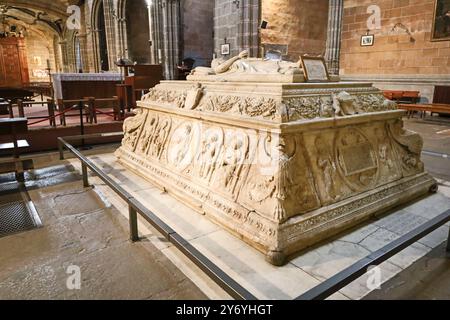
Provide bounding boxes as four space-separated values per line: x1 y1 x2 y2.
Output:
221 43 230 55
361 34 375 46
300 55 330 82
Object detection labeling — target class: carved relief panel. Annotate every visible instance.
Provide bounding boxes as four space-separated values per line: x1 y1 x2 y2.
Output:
122 109 149 152
304 130 353 205
240 132 321 222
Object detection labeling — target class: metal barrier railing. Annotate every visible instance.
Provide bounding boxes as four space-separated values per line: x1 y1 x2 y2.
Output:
57 133 256 300
295 209 450 300
57 133 450 301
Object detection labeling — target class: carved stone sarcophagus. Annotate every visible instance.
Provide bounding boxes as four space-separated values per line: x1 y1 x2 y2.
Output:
116 56 436 265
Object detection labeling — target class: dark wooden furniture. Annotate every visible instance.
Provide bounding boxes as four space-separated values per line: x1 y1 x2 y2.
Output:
122 64 163 108
0 37 30 88
52 73 123 102
57 99 90 126
0 88 34 103
383 90 420 104
57 97 122 126
433 86 450 116
116 84 133 112
23 82 53 100
177 58 195 80
433 86 450 104
0 99 9 115
0 118 32 181
85 97 122 123
57 80 121 101
16 100 57 127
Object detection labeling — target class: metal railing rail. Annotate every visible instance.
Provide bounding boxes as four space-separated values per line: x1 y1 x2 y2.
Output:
296 209 450 300
57 133 256 300
57 133 450 301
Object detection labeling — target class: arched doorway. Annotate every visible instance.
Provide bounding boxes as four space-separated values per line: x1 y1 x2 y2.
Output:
125 0 150 64
95 0 109 71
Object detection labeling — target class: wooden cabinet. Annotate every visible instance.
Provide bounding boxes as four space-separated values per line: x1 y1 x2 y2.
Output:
0 38 29 88
433 86 450 104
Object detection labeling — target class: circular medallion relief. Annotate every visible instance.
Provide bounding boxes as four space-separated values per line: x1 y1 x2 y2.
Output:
167 122 199 171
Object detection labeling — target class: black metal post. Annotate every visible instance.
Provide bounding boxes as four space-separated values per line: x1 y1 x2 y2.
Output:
58 139 64 160
79 101 85 149
129 205 139 242
82 163 89 188
447 227 450 252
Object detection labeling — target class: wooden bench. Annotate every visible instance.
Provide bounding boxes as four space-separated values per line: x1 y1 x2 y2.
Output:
398 103 450 119
57 99 90 126
384 90 420 104
0 118 33 181
16 99 57 127
85 96 122 123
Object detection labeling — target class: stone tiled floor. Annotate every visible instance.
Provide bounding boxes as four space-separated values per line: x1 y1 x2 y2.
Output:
0 152 206 300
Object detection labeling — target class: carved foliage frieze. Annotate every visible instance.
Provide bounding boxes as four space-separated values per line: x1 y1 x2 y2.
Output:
283 93 398 121
196 93 280 120
142 88 187 108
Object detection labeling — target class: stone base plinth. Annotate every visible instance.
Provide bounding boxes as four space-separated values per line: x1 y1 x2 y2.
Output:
116 80 436 265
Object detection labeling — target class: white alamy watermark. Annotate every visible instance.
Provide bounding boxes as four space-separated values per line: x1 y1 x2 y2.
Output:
367 5 382 30
366 265 382 291
66 265 81 290
67 5 81 30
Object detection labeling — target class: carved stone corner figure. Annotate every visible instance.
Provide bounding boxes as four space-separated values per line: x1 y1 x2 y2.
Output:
122 108 147 150
388 119 425 175
332 91 358 116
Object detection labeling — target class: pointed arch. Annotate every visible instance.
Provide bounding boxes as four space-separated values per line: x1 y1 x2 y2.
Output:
91 0 109 71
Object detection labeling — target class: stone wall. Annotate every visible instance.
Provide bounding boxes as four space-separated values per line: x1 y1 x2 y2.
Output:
182 0 214 67
214 0 241 57
214 0 260 58
25 31 56 82
340 0 450 101
261 0 329 61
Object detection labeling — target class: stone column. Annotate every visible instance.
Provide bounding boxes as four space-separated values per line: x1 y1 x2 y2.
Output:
83 4 96 72
324 0 343 75
153 0 164 65
148 0 163 64
238 0 260 57
103 0 119 71
117 17 127 59
161 0 180 79
59 40 69 73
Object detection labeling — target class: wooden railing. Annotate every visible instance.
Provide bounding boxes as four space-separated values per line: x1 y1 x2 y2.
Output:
5 96 125 127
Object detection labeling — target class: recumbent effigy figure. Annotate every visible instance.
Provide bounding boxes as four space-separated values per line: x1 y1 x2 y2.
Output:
187 50 305 83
